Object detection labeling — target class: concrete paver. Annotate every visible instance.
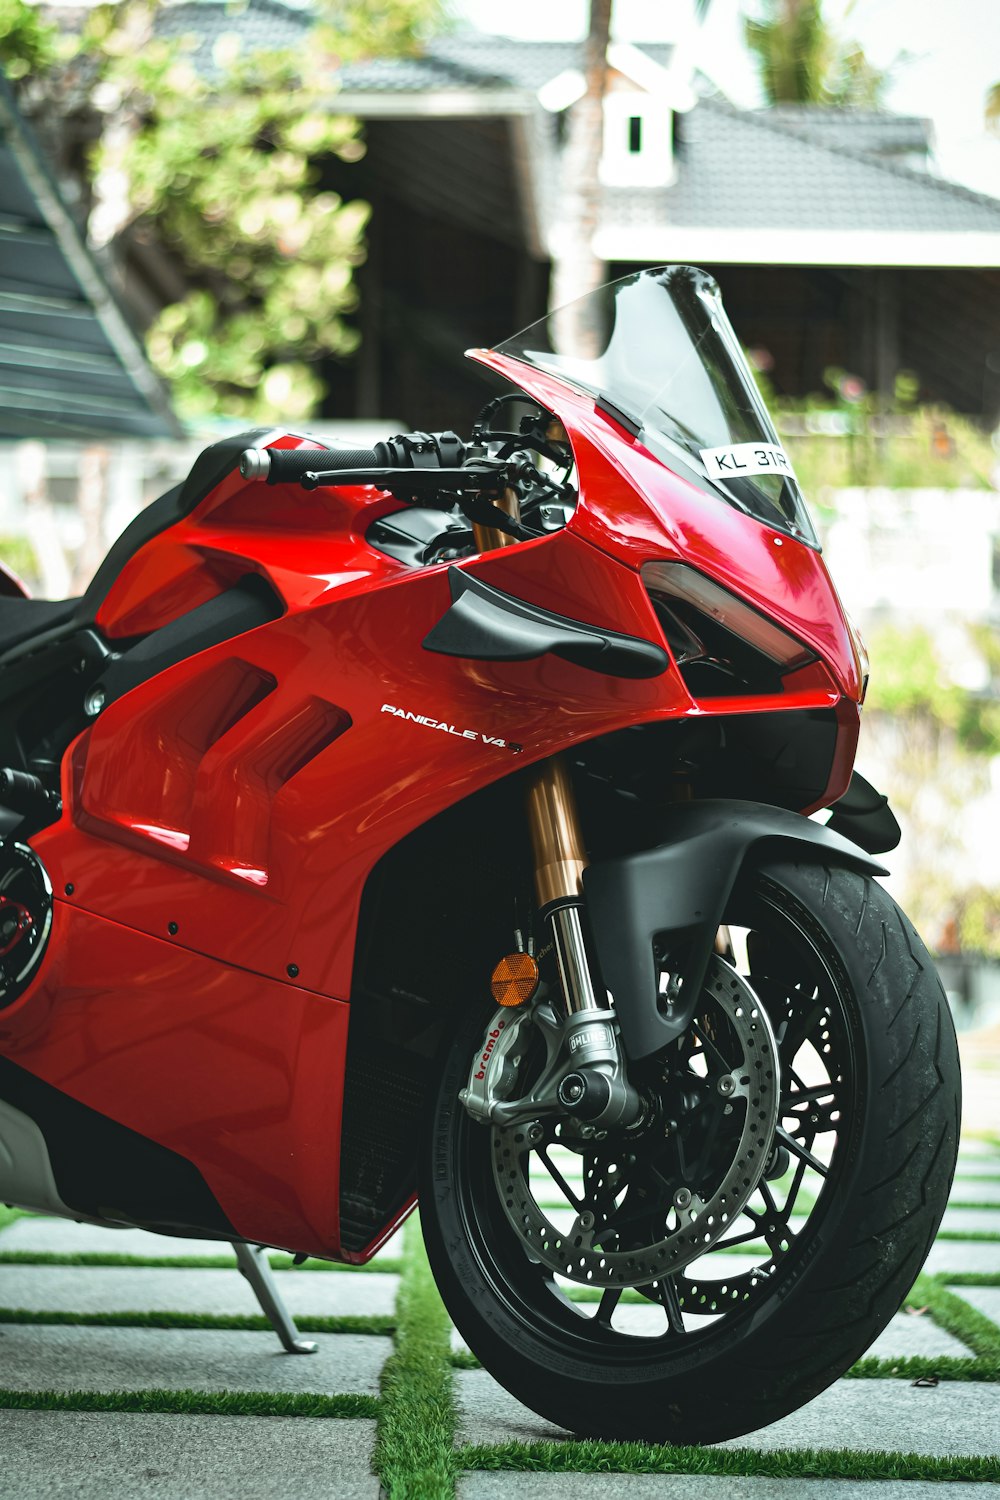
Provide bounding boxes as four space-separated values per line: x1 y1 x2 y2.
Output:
0 1410 379 1499
0 1215 390 1266
455 1370 1000 1456
946 1285 1000 1326
0 1324 390 1395
948 1179 1000 1204
923 1239 1000 1275
0 1217 248 1259
940 1208 1000 1234
459 1481 1000 1499
0 1265 398 1318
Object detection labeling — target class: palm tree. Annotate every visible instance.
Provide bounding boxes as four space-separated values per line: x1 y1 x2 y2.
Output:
745 0 887 107
987 81 1000 134
549 0 614 357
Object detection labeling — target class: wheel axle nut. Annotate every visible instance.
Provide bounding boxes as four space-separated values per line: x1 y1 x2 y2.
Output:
673 1187 692 1211
558 1073 586 1107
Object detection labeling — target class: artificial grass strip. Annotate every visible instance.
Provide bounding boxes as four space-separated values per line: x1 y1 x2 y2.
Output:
0 1250 402 1273
0 1387 378 1420
373 1216 457 1500
934 1229 1000 1242
0 1307 394 1336
909 1274 1000 1358
0 1207 23 1233
943 1272 1000 1287
945 1201 1000 1212
450 1351 480 1371
458 1440 1000 1483
845 1354 999 1381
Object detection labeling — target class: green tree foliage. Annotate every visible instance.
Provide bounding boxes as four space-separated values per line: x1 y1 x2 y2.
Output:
987 80 1000 135
1 0 444 421
0 0 59 76
863 622 1000 954
866 623 1000 757
744 0 889 106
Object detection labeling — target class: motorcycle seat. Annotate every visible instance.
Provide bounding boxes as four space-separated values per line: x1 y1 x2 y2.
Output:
0 595 83 654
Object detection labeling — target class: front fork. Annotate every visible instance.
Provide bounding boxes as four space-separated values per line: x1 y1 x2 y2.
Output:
465 488 642 1130
524 754 644 1128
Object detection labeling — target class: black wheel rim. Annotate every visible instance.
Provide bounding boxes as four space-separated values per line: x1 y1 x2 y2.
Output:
452 876 859 1365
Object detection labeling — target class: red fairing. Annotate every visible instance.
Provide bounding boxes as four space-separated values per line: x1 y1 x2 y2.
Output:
0 902 348 1256
5 351 864 1258
470 350 862 703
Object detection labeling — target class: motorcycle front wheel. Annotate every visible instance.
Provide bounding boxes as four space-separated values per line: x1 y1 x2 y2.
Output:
419 859 961 1445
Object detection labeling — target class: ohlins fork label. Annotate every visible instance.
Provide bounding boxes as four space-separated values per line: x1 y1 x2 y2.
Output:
380 703 520 751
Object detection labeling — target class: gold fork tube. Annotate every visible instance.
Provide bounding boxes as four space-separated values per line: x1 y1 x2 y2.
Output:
525 755 587 909
471 487 590 909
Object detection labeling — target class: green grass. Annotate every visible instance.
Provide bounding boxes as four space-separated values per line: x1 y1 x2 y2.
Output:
943 1272 1000 1287
934 1229 1000 1242
457 1441 1000 1483
0 1387 377 1419
945 1201 1000 1212
372 1217 457 1500
0 1206 23 1232
0 1249 402 1273
908 1274 1000 1359
0 1307 394 1336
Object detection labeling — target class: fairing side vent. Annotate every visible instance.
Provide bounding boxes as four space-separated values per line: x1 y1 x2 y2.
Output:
77 657 351 892
641 561 816 699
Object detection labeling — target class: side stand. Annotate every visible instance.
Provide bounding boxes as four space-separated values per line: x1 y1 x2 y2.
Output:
232 1242 318 1354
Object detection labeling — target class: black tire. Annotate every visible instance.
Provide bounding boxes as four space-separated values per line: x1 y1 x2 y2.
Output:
419 860 961 1445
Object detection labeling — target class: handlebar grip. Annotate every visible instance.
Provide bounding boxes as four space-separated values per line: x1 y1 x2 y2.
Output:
240 445 384 486
239 431 466 486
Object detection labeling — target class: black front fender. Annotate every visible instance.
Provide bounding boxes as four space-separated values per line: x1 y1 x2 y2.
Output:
583 799 887 1062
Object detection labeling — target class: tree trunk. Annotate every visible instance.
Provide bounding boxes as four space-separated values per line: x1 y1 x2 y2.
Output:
549 0 613 358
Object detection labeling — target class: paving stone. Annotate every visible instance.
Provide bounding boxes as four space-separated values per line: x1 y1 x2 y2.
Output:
455 1370 1000 1455
0 1411 379 1499
459 1480 1000 1500
949 1179 1000 1204
924 1239 1000 1276
941 1207 1000 1234
954 1162 1000 1180
868 1310 973 1358
0 1323 390 1395
0 1217 242 1259
958 1139 1000 1158
947 1285 1000 1327
0 1265 398 1318
0 1215 393 1267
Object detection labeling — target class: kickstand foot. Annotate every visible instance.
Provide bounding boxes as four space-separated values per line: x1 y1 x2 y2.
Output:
233 1242 318 1354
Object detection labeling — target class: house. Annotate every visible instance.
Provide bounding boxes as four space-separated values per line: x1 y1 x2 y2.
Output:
0 74 178 441
140 8 1000 430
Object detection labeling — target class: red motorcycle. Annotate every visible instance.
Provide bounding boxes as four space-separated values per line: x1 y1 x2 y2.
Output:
0 267 960 1443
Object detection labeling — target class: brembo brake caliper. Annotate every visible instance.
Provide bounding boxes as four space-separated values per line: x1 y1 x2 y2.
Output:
459 992 643 1132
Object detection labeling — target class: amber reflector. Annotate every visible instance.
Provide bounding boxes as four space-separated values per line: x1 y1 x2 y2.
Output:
491 952 540 1007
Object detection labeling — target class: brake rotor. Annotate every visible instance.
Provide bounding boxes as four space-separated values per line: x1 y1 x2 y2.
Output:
491 957 781 1288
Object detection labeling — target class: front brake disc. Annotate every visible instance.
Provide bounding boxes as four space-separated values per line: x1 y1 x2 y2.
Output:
491 957 781 1288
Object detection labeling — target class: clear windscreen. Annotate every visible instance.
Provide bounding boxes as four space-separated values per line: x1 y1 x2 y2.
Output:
493 266 817 547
